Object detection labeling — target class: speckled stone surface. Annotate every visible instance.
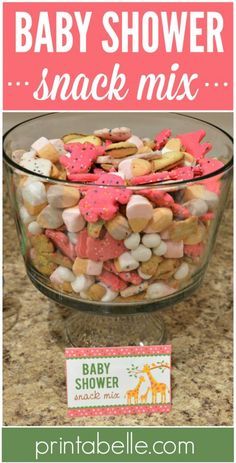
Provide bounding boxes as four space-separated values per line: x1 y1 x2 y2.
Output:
3 193 233 426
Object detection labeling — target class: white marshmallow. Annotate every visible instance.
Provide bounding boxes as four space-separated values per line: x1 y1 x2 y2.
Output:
68 232 78 245
21 150 37 161
22 176 45 186
55 266 75 282
127 135 143 149
12 149 26 163
118 159 133 179
126 195 153 232
146 282 176 299
203 190 218 211
31 136 50 152
47 185 80 208
142 233 161 248
50 266 75 285
183 199 208 217
28 221 43 235
71 275 94 293
19 206 35 224
87 260 103 276
120 282 148 298
124 233 140 250
20 158 52 177
153 240 168 256
100 283 118 302
137 268 152 280
111 171 126 180
174 262 189 280
50 138 68 155
62 207 85 233
117 252 139 271
22 181 47 206
37 205 64 229
131 245 152 262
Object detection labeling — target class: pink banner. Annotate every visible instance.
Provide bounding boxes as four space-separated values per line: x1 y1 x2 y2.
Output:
3 2 233 110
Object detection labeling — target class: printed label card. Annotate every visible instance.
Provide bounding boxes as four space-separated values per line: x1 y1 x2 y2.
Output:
65 345 171 417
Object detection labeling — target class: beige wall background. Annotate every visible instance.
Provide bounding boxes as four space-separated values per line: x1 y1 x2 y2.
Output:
3 112 233 136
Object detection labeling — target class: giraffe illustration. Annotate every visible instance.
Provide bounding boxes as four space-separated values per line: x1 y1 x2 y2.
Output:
142 364 167 404
140 387 151 404
125 376 145 405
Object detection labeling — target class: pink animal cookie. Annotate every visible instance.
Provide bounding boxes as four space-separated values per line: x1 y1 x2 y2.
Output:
79 174 132 222
99 270 127 292
67 173 101 182
140 189 190 219
130 166 200 186
45 230 76 261
140 189 174 207
86 232 126 261
104 261 142 285
154 129 171 150
60 142 105 176
130 171 171 185
177 130 212 160
75 229 88 258
198 158 224 194
184 243 204 257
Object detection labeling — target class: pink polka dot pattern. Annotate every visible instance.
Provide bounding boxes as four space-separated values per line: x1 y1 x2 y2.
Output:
68 404 171 417
65 345 171 358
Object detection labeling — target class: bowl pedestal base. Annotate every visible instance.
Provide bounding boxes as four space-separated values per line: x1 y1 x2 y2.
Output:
65 311 166 347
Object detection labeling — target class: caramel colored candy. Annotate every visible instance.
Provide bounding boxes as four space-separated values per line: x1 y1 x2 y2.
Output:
72 258 89 276
168 217 198 241
51 164 62 179
184 222 206 245
31 137 60 163
183 185 206 202
86 284 106 301
72 258 103 276
140 255 163 276
37 205 64 229
162 138 182 154
152 151 184 171
105 214 131 240
22 181 47 216
155 259 179 279
47 185 80 208
126 195 153 233
183 185 218 211
144 208 173 233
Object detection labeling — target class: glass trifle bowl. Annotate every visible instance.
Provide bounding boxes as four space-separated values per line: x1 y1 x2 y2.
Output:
3 113 233 346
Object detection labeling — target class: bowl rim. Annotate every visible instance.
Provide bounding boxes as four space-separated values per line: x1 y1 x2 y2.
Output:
3 112 233 189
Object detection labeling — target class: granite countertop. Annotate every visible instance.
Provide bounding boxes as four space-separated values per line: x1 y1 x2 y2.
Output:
3 195 233 426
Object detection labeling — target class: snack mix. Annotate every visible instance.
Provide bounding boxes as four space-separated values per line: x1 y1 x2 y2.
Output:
12 126 223 303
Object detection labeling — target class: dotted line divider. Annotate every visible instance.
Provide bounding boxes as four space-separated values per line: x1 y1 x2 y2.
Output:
7 81 29 86
68 402 171 409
